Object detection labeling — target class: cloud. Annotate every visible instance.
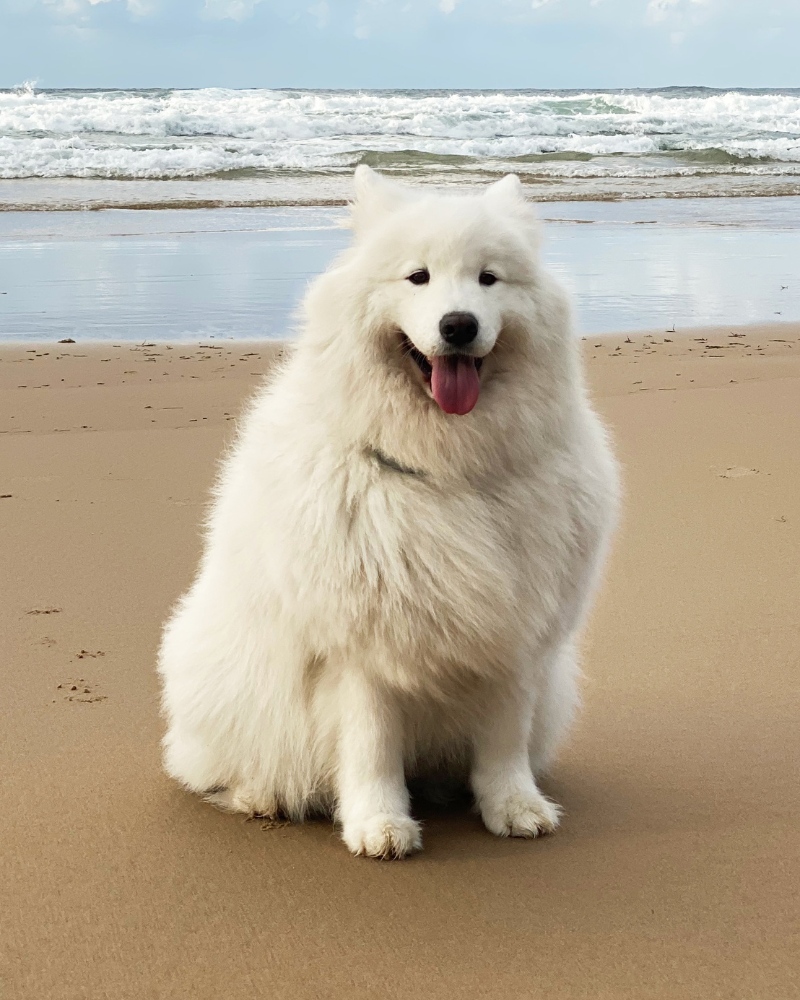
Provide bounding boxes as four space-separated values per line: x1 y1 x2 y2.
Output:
7 0 799 89
308 0 328 28
203 0 259 21
646 0 711 24
353 0 392 38
43 0 104 14
16 0 722 33
40 0 155 17
646 0 680 20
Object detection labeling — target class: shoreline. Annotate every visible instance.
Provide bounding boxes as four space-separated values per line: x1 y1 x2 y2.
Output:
3 174 800 212
2 320 798 351
3 323 798 998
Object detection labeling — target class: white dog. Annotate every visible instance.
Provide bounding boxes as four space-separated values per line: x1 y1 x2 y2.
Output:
158 166 619 858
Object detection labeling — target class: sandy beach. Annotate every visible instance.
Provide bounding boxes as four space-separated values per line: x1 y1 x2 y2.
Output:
2 324 799 999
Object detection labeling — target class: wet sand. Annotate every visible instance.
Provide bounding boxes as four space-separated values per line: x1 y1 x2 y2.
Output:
2 199 799 343
2 324 799 999
4 172 800 212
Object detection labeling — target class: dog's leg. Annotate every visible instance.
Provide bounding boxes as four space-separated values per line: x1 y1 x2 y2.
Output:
471 680 561 838
529 637 580 777
335 668 421 859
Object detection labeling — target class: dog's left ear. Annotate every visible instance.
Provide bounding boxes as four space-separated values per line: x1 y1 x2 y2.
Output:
484 173 540 246
350 165 413 235
484 174 526 207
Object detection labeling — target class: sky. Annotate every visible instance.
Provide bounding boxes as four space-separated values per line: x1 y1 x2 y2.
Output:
1 0 798 90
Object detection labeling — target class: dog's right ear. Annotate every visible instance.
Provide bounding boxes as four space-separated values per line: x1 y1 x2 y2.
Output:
350 165 412 235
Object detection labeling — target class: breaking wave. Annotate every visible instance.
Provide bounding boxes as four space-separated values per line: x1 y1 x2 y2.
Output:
2 87 800 206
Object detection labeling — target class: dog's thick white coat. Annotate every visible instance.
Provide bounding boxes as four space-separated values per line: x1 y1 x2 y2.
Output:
158 167 619 857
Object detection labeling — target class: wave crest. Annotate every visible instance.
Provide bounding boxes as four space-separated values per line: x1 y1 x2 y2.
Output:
1 87 799 192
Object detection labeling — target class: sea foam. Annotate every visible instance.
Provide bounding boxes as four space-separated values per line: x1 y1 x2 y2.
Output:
1 87 799 206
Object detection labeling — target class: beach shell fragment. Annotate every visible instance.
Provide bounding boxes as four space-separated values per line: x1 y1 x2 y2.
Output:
719 467 759 478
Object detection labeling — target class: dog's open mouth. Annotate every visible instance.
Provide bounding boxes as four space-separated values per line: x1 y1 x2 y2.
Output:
402 335 484 416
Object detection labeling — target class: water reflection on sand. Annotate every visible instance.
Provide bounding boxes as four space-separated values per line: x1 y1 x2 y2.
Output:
0 197 797 342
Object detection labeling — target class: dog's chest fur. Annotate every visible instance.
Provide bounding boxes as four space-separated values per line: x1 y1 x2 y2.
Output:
266 437 599 692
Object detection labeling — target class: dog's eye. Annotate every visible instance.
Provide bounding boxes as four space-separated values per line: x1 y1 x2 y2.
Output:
479 271 498 287
407 269 430 286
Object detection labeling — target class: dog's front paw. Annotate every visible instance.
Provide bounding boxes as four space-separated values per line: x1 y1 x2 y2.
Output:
341 813 422 859
480 789 561 839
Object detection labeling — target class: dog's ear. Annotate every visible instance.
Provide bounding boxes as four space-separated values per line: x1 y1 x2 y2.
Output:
350 165 413 234
484 173 540 247
484 174 526 207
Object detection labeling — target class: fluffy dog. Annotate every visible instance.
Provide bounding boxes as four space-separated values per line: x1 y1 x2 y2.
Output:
158 166 619 858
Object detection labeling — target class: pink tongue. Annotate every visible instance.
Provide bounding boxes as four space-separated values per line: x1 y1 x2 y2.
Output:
430 355 480 415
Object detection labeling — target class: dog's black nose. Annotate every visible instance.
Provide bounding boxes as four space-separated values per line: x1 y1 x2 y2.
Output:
439 312 479 346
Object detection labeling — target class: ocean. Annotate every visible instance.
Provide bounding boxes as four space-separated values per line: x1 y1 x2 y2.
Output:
2 86 800 208
1 86 798 342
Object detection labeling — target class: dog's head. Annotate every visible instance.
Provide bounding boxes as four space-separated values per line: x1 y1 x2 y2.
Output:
343 166 544 416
